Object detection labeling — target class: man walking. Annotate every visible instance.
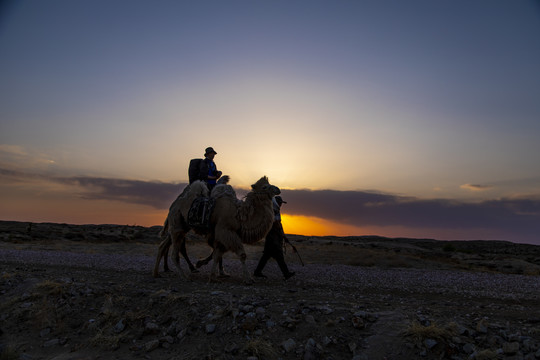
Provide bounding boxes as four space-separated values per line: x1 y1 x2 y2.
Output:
254 196 295 280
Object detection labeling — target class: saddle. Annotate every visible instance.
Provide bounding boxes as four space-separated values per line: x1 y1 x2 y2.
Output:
187 196 216 231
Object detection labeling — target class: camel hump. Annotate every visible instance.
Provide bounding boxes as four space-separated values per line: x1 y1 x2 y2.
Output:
217 175 230 185
189 180 210 197
211 183 237 200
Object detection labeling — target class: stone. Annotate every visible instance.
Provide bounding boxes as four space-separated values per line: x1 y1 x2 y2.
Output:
282 316 298 329
39 328 51 337
316 305 333 314
463 343 475 354
351 316 364 329
457 324 471 336
282 338 296 352
161 335 174 344
266 320 276 328
351 355 368 360
304 338 319 360
488 335 504 347
424 339 437 349
476 318 489 334
521 337 533 352
245 312 256 319
43 339 60 347
255 307 266 318
224 342 239 354
177 328 187 340
166 323 177 336
144 339 160 352
144 322 160 334
322 336 335 346
205 324 216 334
114 318 126 333
417 314 430 326
503 342 520 355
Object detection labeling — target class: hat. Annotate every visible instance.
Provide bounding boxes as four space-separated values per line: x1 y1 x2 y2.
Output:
275 196 287 205
204 147 217 156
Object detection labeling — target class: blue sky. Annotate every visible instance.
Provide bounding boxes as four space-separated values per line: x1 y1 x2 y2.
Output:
1 1 540 244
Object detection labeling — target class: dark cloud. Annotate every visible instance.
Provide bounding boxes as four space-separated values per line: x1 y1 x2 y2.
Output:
0 167 185 209
0 167 39 179
279 189 540 241
460 183 494 191
57 176 185 209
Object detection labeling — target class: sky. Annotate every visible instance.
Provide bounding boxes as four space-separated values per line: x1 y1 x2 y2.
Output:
1 0 540 245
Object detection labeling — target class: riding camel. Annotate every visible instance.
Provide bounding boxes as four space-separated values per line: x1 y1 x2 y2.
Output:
153 176 231 277
153 176 280 283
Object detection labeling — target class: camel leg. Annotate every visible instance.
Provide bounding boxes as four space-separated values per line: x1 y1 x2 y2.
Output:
209 249 223 282
171 231 189 280
153 234 171 278
197 232 227 275
196 252 213 268
179 238 198 273
163 242 170 272
198 232 216 268
162 231 197 273
218 258 228 277
196 251 227 276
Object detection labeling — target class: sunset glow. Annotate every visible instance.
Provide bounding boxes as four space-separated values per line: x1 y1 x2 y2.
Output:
281 214 363 237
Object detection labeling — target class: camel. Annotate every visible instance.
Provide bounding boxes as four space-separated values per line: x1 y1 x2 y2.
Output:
152 177 231 278
208 176 280 283
153 176 280 283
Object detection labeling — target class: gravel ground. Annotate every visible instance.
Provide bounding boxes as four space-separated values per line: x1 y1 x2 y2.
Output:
2 245 540 360
2 248 539 301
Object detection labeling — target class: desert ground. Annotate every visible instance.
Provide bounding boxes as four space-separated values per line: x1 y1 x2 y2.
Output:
1 220 539 360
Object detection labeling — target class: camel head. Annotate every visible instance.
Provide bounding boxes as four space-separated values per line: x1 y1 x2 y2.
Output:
251 176 280 198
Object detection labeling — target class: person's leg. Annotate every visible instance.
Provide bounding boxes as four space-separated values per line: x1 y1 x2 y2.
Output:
254 228 276 277
254 252 270 277
274 250 295 279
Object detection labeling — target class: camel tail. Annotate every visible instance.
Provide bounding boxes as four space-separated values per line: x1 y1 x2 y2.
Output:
159 218 169 238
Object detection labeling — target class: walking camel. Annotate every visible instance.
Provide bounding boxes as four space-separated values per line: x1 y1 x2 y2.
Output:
153 175 232 277
153 176 280 283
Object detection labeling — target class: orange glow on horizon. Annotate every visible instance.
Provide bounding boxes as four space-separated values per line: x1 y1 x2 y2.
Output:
280 214 365 237
142 212 365 236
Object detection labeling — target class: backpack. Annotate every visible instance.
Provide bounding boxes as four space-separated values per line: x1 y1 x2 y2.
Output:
188 158 204 184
